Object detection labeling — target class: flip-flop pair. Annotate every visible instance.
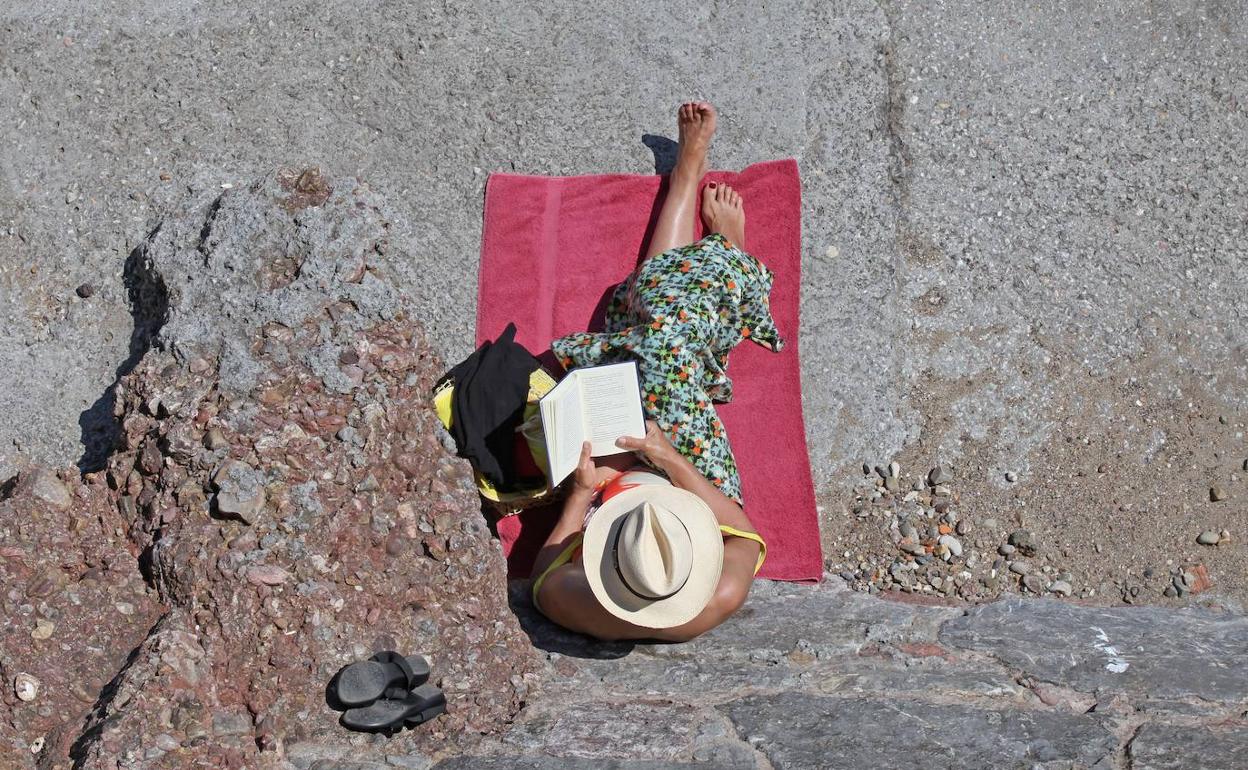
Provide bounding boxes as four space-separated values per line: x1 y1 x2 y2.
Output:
332 652 446 732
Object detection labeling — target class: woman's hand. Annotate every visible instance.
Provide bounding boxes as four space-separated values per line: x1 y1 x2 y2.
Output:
615 420 679 470
571 441 616 494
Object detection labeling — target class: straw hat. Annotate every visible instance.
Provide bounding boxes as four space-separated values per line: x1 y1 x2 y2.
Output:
581 484 724 628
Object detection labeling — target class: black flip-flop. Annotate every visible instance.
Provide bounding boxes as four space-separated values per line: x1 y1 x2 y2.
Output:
341 683 447 732
334 652 430 707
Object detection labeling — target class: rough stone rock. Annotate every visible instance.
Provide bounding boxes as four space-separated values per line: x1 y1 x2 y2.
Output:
720 693 1117 769
1128 723 1248 770
434 761 717 770
1030 681 1097 713
497 700 745 765
509 579 997 699
454 570 1248 768
1047 580 1073 597
13 674 40 702
940 598 1248 703
0 169 541 767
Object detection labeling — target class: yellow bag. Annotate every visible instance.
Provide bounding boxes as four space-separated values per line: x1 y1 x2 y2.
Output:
431 368 562 516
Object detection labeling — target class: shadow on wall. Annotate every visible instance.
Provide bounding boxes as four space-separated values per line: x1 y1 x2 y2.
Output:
76 230 169 473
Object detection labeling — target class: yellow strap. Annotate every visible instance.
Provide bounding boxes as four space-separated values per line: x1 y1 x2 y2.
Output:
531 534 584 613
719 525 767 575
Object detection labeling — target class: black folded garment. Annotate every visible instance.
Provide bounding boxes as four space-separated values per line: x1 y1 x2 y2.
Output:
439 322 539 488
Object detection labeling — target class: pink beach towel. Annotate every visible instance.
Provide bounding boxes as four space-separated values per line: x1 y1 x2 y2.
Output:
477 159 821 582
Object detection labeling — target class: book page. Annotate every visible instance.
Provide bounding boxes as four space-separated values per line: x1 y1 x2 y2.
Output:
576 362 646 456
540 375 586 486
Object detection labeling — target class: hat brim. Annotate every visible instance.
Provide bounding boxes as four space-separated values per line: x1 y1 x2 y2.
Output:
581 484 724 629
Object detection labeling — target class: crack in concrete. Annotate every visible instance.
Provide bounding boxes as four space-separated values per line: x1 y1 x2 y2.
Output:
875 0 911 212
67 611 170 768
1117 718 1149 770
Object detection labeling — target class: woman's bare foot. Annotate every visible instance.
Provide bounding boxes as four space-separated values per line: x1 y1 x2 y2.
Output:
701 182 746 248
673 102 716 185
641 102 718 260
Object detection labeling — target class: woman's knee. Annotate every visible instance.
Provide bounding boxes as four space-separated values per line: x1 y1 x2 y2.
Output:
718 572 754 610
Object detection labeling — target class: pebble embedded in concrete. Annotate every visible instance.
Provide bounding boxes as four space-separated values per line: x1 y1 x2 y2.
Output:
1048 580 1073 597
204 428 227 450
14 673 39 702
29 469 72 510
938 535 963 557
211 459 266 524
1007 529 1038 557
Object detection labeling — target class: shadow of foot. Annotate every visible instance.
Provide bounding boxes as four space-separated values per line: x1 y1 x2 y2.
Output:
642 133 679 175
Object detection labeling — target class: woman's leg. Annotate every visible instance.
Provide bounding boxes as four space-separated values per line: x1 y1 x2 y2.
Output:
643 102 716 260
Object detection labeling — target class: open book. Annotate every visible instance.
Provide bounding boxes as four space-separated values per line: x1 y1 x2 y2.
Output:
539 362 646 487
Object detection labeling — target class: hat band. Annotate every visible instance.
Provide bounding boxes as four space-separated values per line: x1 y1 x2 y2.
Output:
610 517 692 602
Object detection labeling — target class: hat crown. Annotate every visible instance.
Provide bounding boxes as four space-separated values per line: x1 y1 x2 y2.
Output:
616 502 694 600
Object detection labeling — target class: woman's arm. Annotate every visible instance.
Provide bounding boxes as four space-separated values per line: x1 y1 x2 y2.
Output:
529 442 611 582
528 487 593 583
615 421 758 534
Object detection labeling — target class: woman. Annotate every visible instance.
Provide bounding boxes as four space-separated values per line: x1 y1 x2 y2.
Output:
529 102 782 642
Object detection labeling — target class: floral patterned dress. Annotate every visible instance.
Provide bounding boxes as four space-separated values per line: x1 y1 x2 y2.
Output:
551 233 784 503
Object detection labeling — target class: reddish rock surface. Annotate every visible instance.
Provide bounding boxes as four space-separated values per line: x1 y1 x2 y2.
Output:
0 169 542 768
0 469 165 763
